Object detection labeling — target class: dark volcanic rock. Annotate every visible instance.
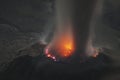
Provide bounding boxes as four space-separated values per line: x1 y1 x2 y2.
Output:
1 53 112 80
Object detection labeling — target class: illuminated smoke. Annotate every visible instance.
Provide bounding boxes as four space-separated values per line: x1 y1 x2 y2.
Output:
44 0 75 60
45 0 100 61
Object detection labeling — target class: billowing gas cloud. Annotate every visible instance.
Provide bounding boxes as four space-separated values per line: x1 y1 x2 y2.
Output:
45 0 102 60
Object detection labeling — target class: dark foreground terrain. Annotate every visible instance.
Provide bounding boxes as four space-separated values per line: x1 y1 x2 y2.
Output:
0 52 113 80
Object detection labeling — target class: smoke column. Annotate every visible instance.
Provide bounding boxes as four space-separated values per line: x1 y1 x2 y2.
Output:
45 0 99 60
71 0 98 58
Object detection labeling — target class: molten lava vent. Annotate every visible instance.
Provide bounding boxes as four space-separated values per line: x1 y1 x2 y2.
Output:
44 21 99 61
44 0 99 61
45 21 75 61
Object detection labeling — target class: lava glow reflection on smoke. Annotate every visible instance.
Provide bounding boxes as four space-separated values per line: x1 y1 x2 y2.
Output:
44 27 75 61
56 36 74 57
44 0 100 61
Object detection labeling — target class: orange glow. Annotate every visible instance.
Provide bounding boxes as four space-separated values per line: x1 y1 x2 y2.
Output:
45 20 75 59
45 30 74 58
63 42 73 57
55 35 74 57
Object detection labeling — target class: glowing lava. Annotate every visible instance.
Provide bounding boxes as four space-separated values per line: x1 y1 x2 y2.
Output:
44 0 100 61
55 35 74 57
45 48 57 61
44 21 75 60
45 31 74 60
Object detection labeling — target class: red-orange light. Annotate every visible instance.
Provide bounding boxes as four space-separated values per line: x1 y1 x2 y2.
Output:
56 37 74 57
45 21 74 59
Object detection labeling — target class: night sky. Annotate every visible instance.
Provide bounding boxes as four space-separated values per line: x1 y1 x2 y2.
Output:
0 0 120 80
